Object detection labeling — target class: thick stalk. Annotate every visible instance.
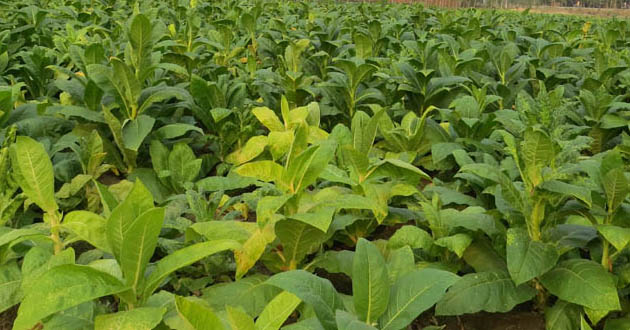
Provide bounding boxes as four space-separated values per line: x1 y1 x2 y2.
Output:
528 198 545 241
602 241 610 271
602 213 613 271
47 212 63 255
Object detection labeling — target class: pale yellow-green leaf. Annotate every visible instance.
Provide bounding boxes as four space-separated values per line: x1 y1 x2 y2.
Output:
10 136 58 213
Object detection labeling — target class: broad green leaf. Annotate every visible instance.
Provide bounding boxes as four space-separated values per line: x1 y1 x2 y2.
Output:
63 211 111 253
386 246 415 285
342 146 369 180
196 174 258 192
310 250 355 277
545 300 581 330
43 301 94 330
94 307 166 330
288 207 336 233
143 239 240 300
434 234 473 258
255 194 293 226
127 14 153 78
597 225 630 252
0 228 47 249
336 310 377 330
521 129 554 187
149 139 169 179
276 219 326 269
13 265 127 330
387 226 433 251
266 270 344 330
584 307 609 326
463 241 508 273
374 158 431 183
506 228 558 285
169 142 202 187
0 262 22 313
253 107 285 132
154 123 203 140
379 269 459 330
107 180 154 261
227 136 268 165
226 306 255 330
175 296 225 330
540 259 620 311
255 291 301 330
120 207 164 296
287 141 336 193
282 318 325 330
202 275 279 317
353 238 389 323
235 161 284 184
235 223 275 279
188 221 256 243
94 181 118 217
352 110 383 156
435 271 536 315
20 247 75 292
122 115 155 151
137 87 190 115
10 136 58 213
268 130 294 160
602 168 629 212
539 180 592 207
441 207 499 236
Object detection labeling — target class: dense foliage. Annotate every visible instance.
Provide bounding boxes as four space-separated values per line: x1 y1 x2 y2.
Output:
1 0 630 329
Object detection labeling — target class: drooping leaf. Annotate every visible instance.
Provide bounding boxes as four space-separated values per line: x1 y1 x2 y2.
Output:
435 271 536 315
379 269 459 330
122 115 155 151
336 310 378 330
235 161 284 184
434 234 473 258
227 136 269 165
545 300 581 330
266 270 344 330
94 307 166 330
175 296 225 330
597 225 630 252
13 265 127 330
387 226 433 251
202 275 280 317
143 240 240 300
506 228 558 285
63 211 112 253
540 259 620 311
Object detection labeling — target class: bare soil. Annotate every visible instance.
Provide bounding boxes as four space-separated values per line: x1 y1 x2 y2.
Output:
0 305 17 330
412 310 546 330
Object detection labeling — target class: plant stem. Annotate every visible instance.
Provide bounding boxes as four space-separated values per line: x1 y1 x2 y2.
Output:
49 212 63 255
602 240 610 271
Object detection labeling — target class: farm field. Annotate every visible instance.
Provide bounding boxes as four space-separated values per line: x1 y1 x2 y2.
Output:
1 0 630 329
